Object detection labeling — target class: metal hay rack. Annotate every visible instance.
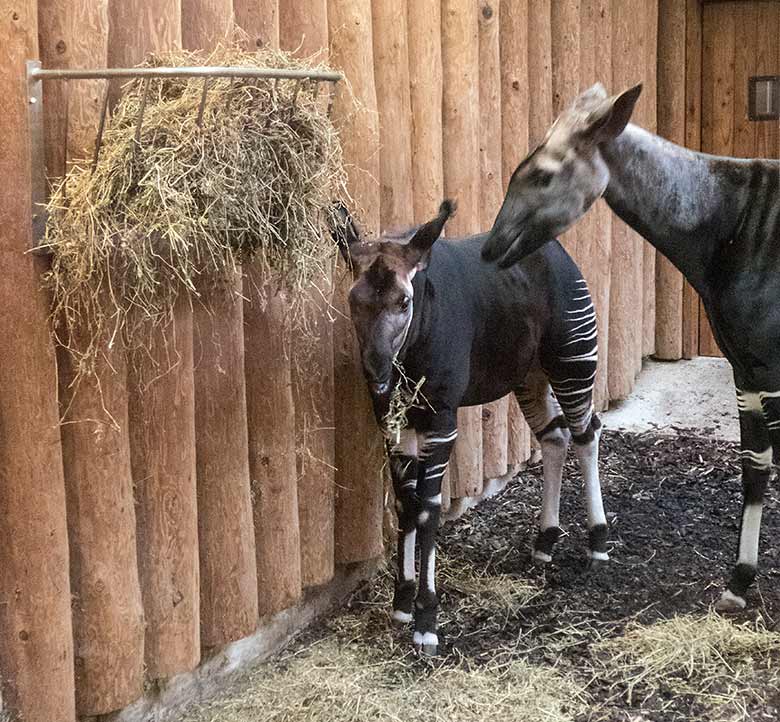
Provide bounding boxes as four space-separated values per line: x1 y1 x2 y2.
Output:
25 61 343 254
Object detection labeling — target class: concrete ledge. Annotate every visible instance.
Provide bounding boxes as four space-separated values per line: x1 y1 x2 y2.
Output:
101 560 378 722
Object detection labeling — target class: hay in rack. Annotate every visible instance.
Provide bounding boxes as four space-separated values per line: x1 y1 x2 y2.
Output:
44 43 348 376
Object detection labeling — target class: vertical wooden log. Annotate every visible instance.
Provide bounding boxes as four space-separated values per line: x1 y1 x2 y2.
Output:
608 0 645 399
641 0 659 360
408 0 444 222
0 4 76 721
182 0 258 650
528 0 552 147
407 0 451 500
442 0 483 498
682 0 701 359
234 0 279 48
109 0 200 679
329 0 386 563
550 0 578 263
478 0 508 481
578 0 612 410
181 0 233 49
244 285 303 615
373 0 414 229
500 0 531 468
279 0 335 588
39 0 146 713
655 0 685 360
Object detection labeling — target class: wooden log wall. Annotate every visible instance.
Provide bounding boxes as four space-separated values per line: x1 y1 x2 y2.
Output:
39 0 146 715
0 1 692 718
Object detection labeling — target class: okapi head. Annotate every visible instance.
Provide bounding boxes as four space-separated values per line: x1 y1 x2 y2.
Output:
332 200 456 396
482 83 643 268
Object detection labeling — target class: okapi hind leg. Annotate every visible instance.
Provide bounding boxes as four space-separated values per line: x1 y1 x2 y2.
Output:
388 429 419 623
413 423 457 655
717 389 771 612
516 377 571 563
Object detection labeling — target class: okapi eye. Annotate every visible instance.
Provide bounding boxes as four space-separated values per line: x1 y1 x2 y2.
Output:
399 297 410 312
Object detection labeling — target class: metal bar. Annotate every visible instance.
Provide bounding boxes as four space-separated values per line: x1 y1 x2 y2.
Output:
30 65 342 83
91 80 111 173
134 78 151 144
26 60 49 255
196 77 210 127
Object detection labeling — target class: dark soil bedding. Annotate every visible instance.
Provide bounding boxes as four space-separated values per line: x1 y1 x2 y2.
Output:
331 430 780 721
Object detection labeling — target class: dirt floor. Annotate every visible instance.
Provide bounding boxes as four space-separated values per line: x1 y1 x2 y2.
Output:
183 427 780 722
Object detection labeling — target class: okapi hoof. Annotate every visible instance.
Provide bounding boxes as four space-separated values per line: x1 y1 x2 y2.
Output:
586 552 609 572
715 589 747 613
533 526 562 564
413 631 439 657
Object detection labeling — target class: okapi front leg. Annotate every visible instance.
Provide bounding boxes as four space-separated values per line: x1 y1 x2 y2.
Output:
388 429 419 623
414 426 457 655
571 415 608 564
717 390 771 611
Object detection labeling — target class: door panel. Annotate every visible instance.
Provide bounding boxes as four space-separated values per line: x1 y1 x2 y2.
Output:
699 0 780 356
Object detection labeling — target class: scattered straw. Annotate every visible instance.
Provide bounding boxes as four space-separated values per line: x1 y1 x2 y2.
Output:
592 611 780 710
44 41 347 377
183 638 588 722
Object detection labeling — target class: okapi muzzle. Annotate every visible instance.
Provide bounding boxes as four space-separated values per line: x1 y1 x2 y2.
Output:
333 200 456 397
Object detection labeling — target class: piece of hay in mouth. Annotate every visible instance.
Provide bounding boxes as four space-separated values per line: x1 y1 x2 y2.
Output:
382 362 429 443
182 638 589 722
591 611 780 710
44 41 347 377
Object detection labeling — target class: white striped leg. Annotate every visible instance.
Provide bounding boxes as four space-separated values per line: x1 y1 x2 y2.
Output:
571 415 608 563
718 391 771 611
412 426 456 655
516 378 569 563
388 429 419 623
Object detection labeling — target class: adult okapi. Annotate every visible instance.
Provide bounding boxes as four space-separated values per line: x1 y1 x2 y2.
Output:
482 82 779 613
334 200 607 655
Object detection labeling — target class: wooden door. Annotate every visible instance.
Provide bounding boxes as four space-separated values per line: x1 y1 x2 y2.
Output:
699 0 780 355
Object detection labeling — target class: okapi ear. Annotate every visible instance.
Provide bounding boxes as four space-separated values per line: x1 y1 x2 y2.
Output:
405 199 456 270
579 83 642 145
330 202 362 264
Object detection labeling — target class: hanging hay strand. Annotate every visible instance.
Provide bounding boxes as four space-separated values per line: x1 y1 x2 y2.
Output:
44 43 347 376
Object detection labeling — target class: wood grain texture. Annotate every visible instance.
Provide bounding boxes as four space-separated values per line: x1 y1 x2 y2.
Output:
183 0 259 651
181 0 233 50
329 0 386 563
373 0 414 229
655 0 685 361
408 0 444 221
479 0 508 481
244 278 303 615
40 0 146 713
280 0 328 58
442 0 483 497
279 2 335 587
0 5 76 720
109 0 200 679
608 0 646 399
641 0 658 360
234 0 279 48
682 0 701 359
576 0 612 410
499 0 531 464
699 1 734 357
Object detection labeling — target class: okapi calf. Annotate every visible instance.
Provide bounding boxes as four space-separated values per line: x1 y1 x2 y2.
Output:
482 82 780 612
334 200 607 655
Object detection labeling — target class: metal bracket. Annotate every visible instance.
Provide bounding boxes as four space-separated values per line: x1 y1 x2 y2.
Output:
27 60 49 255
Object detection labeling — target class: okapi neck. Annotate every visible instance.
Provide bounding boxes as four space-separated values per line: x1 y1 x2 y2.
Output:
600 123 741 296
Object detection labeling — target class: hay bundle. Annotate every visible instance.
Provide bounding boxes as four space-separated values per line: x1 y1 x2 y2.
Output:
44 44 347 373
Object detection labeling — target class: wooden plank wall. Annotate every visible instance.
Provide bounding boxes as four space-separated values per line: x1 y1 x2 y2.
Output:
2 1 670 719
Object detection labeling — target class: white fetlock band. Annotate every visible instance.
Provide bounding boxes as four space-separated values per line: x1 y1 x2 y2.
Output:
717 589 747 610
533 550 553 563
413 631 438 646
590 550 609 561
391 609 413 624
